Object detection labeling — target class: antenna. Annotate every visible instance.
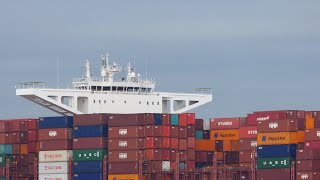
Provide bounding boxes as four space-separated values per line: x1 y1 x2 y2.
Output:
57 56 59 88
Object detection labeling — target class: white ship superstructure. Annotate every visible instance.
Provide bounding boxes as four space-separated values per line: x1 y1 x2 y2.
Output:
16 53 212 116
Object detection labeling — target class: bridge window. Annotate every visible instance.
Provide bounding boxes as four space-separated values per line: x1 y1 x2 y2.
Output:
147 101 149 105
104 100 106 104
112 87 117 91
103 86 110 91
118 87 124 91
139 101 141 104
99 100 101 104
157 102 160 105
112 100 114 103
124 101 127 104
152 102 154 105
93 100 96 103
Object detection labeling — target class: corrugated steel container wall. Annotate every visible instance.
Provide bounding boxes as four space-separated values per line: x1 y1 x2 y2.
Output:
195 119 203 130
296 171 320 180
162 114 170 125
178 114 187 126
161 126 170 137
257 132 298 145
0 144 12 154
187 149 195 160
179 139 187 150
145 125 162 137
0 133 11 144
108 138 145 150
73 125 108 138
305 141 320 149
73 173 103 180
39 174 68 180
195 130 203 139
170 114 179 126
224 151 239 165
203 120 210 130
187 125 195 137
305 129 320 141
108 150 144 162
146 137 162 149
239 126 257 139
73 137 107 149
239 151 255 163
28 142 38 153
108 126 145 139
203 130 210 139
108 162 138 174
28 130 38 142
296 160 320 171
297 149 320 160
73 113 109 126
11 120 28 132
257 157 292 169
210 118 240 130
210 129 240 140
298 131 305 143
314 120 320 128
257 144 296 158
170 138 178 149
108 174 139 180
38 162 68 174
178 127 187 138
12 154 28 166
145 113 162 125
170 126 178 138
11 132 27 144
305 117 314 129
38 150 73 162
162 137 170 149
27 119 38 130
195 140 215 151
254 110 298 120
0 121 11 132
187 137 195 149
162 149 170 160
258 119 305 133
108 114 146 127
38 128 72 140
39 140 72 151
186 113 196 125
39 116 73 129
73 161 102 173
215 140 223 152
257 168 291 180
239 139 257 151
73 149 106 161
170 150 178 161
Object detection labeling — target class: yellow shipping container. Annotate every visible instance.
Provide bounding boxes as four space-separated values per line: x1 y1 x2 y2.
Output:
257 132 298 145
108 174 139 180
210 129 239 140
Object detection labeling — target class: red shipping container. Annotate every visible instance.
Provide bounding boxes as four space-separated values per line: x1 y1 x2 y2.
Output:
38 128 72 140
28 142 38 153
74 113 109 126
162 137 170 149
145 125 161 137
146 149 161 161
296 171 320 180
0 133 11 144
26 119 38 130
257 168 291 179
187 137 195 149
187 149 195 160
11 120 28 132
73 137 107 149
162 149 170 160
239 139 257 151
11 132 27 144
187 125 195 137
146 137 162 149
314 121 320 128
297 149 320 160
28 153 37 165
305 129 320 141
108 138 145 150
239 151 255 163
39 140 72 150
162 114 171 125
187 161 195 172
195 119 204 130
210 118 240 130
108 162 139 174
305 141 320 149
179 127 187 138
12 144 20 154
179 151 187 161
108 126 145 139
258 119 305 133
161 126 170 137
179 139 187 150
108 114 145 127
239 117 247 127
296 160 320 171
199 151 208 162
170 150 179 161
171 138 178 149
0 167 4 177
179 114 187 127
27 130 38 142
239 126 257 139
171 126 179 138
186 113 195 125
108 150 144 162
0 121 11 133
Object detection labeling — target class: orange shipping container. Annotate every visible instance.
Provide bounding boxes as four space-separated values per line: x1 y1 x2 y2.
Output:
257 132 298 145
20 144 28 154
210 129 239 140
108 174 139 180
298 131 305 143
306 117 315 129
223 140 239 151
216 152 224 161
195 140 215 151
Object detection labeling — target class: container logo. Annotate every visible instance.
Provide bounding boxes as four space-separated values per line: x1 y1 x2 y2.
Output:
248 130 257 135
214 133 218 138
269 122 278 129
301 174 309 179
119 129 128 135
217 122 232 126
257 116 269 121
119 141 128 147
49 131 57 137
251 141 257 147
317 131 320 137
262 136 266 141
119 153 128 159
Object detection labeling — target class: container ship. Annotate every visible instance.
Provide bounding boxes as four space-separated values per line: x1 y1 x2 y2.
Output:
0 54 318 180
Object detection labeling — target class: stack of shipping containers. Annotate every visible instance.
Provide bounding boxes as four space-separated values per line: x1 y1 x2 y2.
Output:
0 121 11 180
239 118 257 170
38 116 73 180
73 114 108 180
26 119 39 179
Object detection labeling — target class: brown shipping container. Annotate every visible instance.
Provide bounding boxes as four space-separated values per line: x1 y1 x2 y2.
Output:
257 168 291 180
146 137 162 149
210 118 240 130
216 152 224 161
39 140 72 150
28 130 38 142
26 119 38 130
239 139 258 151
108 138 145 150
38 128 72 140
0 133 11 144
315 120 320 128
108 162 139 174
145 125 161 137
297 149 320 160
108 126 145 139
12 155 28 167
187 149 195 160
12 144 20 154
0 167 4 177
161 126 170 137
146 149 161 161
195 119 204 130
162 149 170 161
73 137 107 149
0 121 11 132
162 114 170 125
239 151 255 163
296 171 320 180
179 139 187 150
170 150 178 161
162 137 170 149
179 127 187 138
28 142 38 153
258 118 305 133
224 151 239 164
305 129 320 141
74 113 109 126
108 114 146 127
188 137 195 149
296 160 320 171
11 120 28 132
170 126 179 138
239 126 257 139
108 150 144 162
11 132 27 144
187 125 195 137
170 138 178 149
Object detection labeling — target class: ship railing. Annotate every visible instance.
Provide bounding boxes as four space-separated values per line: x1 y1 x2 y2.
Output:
193 88 213 95
16 82 45 89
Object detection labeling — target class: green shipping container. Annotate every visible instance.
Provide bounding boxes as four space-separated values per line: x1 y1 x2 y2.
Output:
257 157 292 169
0 154 12 166
73 149 107 161
171 114 179 125
0 144 12 154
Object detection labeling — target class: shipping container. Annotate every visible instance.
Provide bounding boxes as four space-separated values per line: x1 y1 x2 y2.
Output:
146 137 162 149
28 130 38 142
162 137 170 149
257 157 292 169
73 125 108 138
296 149 320 160
162 114 170 125
28 141 39 153
0 133 11 144
108 174 138 180
161 125 170 137
11 120 28 132
146 149 162 161
257 168 291 180
170 126 178 138
178 127 187 138
239 151 255 163
108 126 145 139
195 119 203 130
224 151 239 165
195 130 203 139
305 128 320 141
258 118 305 133
146 113 162 125
39 116 73 129
296 171 320 180
38 150 73 162
38 162 68 174
0 121 11 132
203 120 210 130
239 126 257 139
109 114 146 127
257 144 296 158
39 174 68 180
108 150 144 162
210 118 240 130
38 128 72 140
73 137 107 149
210 129 239 140
73 173 103 180
39 140 72 150
108 138 145 150
187 125 195 137
306 117 315 129
202 130 210 139
11 132 27 144
74 114 109 126
12 154 28 166
73 161 102 173
0 154 11 166
73 149 106 161
108 162 138 174
170 138 178 149
170 114 179 126
296 160 320 171
0 144 12 154
178 114 187 126
26 119 38 130
257 132 298 145
179 139 187 150
187 137 195 149
145 125 161 137
305 141 320 149
239 139 257 151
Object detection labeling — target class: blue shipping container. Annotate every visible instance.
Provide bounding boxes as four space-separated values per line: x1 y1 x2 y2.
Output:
154 113 162 125
171 114 179 126
196 162 211 169
73 125 108 138
0 144 12 154
73 161 102 173
39 116 73 129
257 144 297 158
73 173 103 180
195 131 203 139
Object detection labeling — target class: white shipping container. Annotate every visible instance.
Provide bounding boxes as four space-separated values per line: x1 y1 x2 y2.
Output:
38 162 68 174
203 120 210 130
162 161 170 172
39 174 68 180
39 150 73 162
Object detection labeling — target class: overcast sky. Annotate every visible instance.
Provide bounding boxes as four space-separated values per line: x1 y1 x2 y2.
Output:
1 1 320 120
